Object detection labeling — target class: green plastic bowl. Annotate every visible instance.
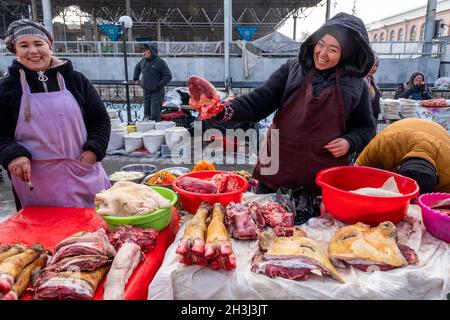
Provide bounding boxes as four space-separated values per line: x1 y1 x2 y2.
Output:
100 186 178 232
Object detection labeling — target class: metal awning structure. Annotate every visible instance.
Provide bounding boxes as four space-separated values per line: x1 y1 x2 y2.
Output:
1 0 323 40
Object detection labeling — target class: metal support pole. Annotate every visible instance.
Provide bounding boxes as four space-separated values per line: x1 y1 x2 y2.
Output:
157 17 161 41
122 22 132 124
293 13 297 40
223 0 232 87
125 0 132 40
31 0 38 21
325 0 331 21
423 0 437 56
42 0 54 38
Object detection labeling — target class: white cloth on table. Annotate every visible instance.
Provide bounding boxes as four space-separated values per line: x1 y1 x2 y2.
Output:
148 204 450 300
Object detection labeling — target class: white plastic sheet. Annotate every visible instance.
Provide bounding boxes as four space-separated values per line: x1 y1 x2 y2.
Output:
148 204 449 300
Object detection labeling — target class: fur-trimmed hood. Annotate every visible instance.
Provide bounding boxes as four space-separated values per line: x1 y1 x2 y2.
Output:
298 12 374 78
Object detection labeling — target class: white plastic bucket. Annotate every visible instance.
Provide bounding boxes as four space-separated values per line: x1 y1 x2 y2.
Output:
110 118 122 127
155 121 176 131
124 132 144 153
136 120 156 133
142 130 166 153
107 110 118 119
164 126 190 150
107 126 127 152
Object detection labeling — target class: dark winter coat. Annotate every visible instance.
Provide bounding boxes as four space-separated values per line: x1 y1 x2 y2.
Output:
0 58 111 170
220 13 376 154
133 42 172 93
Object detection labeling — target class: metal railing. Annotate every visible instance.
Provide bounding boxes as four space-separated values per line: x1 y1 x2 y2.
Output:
371 40 446 58
1 40 446 58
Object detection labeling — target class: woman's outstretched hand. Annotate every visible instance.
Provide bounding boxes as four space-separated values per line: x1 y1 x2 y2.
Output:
8 156 31 182
324 138 350 158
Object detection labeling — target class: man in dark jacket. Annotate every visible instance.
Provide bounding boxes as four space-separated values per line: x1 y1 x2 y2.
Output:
133 42 172 121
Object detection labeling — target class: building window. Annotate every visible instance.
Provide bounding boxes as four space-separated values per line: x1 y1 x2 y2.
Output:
410 25 417 41
390 30 396 41
373 34 378 42
397 28 404 41
420 23 425 41
380 32 385 41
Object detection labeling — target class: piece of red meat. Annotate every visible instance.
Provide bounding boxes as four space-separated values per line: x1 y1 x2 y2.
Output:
188 76 223 120
225 202 265 240
210 173 240 193
108 225 159 253
177 177 217 194
258 202 295 228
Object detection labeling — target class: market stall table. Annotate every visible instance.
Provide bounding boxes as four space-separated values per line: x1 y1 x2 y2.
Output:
0 206 180 300
148 203 449 300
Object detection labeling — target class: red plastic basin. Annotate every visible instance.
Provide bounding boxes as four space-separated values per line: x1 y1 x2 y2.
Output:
172 170 249 213
316 166 419 226
417 193 450 243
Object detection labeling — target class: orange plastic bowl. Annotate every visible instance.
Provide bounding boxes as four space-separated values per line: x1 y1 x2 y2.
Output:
172 170 249 213
316 166 419 226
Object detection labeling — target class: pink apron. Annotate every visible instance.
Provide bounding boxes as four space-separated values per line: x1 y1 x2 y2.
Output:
12 69 110 208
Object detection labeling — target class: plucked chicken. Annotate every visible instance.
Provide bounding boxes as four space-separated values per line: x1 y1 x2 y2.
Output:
95 181 170 217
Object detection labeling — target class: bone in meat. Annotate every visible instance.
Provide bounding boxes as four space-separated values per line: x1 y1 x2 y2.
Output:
0 252 48 300
0 244 43 294
205 203 236 270
176 202 210 266
0 244 26 264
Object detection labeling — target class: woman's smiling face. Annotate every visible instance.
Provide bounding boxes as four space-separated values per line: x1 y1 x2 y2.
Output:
15 35 52 71
313 34 342 71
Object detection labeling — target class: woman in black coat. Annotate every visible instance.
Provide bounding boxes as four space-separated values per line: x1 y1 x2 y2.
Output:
190 13 376 194
394 71 433 100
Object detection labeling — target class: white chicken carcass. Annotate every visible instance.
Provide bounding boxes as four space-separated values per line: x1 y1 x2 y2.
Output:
95 181 171 217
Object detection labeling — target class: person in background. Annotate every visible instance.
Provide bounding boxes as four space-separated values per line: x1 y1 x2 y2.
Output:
365 51 381 121
133 42 172 121
0 19 111 211
394 71 433 100
356 118 450 194
189 12 376 194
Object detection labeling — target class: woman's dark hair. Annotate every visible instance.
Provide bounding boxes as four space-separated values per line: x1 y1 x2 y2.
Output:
407 72 425 88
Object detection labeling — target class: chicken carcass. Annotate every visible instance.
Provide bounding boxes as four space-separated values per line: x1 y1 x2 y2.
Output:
176 202 210 266
103 243 142 300
0 252 48 300
51 229 116 264
328 222 419 272
0 244 44 294
225 202 265 240
205 204 236 270
251 229 344 283
188 76 223 120
33 266 110 300
95 181 170 217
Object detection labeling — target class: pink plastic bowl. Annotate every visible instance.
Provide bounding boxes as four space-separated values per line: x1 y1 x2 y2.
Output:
417 193 450 243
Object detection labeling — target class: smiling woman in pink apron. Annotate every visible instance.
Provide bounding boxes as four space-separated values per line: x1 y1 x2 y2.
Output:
0 19 111 210
189 12 377 194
